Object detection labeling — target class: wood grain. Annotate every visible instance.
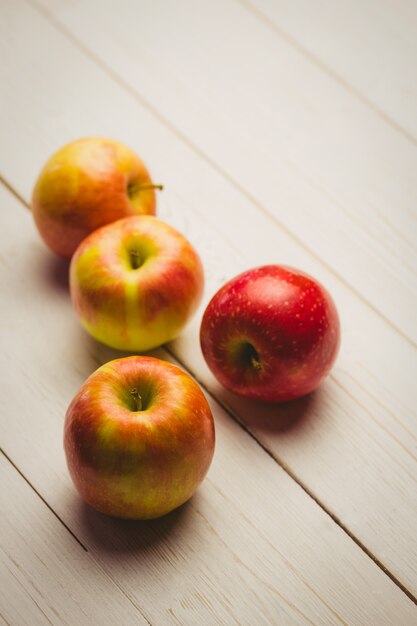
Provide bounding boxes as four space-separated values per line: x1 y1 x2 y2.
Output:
0 183 416 624
0 452 149 625
0 0 416 596
2 0 417 621
31 0 417 344
242 0 417 141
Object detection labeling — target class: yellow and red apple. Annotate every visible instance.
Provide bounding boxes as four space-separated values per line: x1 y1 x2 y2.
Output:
200 265 340 402
32 137 161 257
70 215 204 351
64 356 215 519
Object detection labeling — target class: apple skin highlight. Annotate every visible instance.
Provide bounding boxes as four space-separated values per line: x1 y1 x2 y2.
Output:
32 137 158 257
64 356 215 520
200 265 340 403
70 215 204 351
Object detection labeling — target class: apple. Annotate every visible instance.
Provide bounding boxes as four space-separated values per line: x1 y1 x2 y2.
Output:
200 265 340 402
64 356 215 519
32 137 162 257
70 215 204 351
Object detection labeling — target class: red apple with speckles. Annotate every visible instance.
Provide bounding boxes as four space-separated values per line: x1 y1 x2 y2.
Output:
200 265 340 402
64 356 215 519
32 137 162 257
70 215 204 351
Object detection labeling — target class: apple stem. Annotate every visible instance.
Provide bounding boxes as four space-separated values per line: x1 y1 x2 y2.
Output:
129 249 141 269
138 183 164 192
130 387 143 411
251 357 262 370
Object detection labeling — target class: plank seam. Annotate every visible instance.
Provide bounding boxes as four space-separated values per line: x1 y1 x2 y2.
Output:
0 613 12 626
0 176 28 209
237 0 417 148
24 0 416 351
1 150 417 607
0 448 88 553
192 504 319 625
205 479 348 625
164 347 417 608
0 449 154 626
2 171 414 461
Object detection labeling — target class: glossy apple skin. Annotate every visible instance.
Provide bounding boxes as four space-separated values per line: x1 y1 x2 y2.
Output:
200 265 340 402
32 137 157 257
70 215 204 351
64 356 215 519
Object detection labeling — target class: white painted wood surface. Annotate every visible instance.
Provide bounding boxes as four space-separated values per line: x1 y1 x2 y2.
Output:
1 183 416 625
243 0 417 140
1 0 416 623
0 452 150 626
33 0 417 345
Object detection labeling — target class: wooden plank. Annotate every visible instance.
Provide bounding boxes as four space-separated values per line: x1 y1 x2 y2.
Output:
0 184 416 625
241 0 417 140
0 453 149 625
1 0 417 596
30 0 417 344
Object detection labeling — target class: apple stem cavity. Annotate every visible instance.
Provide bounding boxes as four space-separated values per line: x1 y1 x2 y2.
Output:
235 341 262 372
130 387 143 411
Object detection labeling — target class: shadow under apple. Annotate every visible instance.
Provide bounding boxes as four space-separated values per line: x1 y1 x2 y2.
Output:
81 332 166 369
76 491 200 557
215 383 326 436
32 243 70 293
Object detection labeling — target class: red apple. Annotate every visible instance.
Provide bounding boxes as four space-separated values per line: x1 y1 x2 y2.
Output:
70 215 204 351
32 137 162 257
64 356 215 519
200 265 340 402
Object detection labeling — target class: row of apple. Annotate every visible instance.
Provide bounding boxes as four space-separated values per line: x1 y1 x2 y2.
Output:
31 137 340 520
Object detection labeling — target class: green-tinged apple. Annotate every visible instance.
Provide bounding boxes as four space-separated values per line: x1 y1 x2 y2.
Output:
64 356 215 519
32 137 162 257
70 215 204 351
200 265 340 402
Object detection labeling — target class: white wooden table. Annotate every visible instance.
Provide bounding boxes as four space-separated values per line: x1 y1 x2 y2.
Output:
1 1 416 624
